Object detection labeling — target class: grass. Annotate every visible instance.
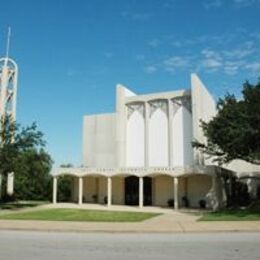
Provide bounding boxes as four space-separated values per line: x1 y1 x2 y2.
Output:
199 208 260 221
0 208 161 222
0 200 48 210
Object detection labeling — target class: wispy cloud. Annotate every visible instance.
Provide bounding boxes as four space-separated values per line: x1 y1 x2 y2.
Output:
199 42 259 75
139 30 260 77
203 0 223 9
223 61 244 75
144 65 157 74
170 33 237 48
245 62 260 74
203 0 260 9
202 59 222 70
163 56 191 72
201 49 222 61
200 49 223 72
171 41 183 47
233 0 260 7
162 0 176 9
223 45 254 59
148 39 161 48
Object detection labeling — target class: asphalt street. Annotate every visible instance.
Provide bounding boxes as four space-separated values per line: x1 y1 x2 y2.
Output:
0 231 259 260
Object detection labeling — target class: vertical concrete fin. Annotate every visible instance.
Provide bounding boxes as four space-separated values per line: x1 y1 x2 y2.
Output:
116 84 136 167
191 73 217 165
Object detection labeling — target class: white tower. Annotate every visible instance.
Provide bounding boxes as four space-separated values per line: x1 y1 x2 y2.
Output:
0 28 18 196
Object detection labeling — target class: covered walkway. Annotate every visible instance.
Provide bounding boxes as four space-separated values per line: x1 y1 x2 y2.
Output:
52 166 234 210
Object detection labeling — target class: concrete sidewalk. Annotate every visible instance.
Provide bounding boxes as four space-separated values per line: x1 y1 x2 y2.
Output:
0 203 259 233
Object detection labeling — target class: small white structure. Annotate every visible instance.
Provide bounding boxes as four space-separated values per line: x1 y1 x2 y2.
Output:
0 28 18 196
53 74 235 209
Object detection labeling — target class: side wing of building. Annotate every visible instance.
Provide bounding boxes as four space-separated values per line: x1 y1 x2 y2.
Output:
82 113 117 167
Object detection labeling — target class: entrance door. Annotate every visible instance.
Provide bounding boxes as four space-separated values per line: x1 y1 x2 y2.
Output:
125 176 152 206
125 176 139 205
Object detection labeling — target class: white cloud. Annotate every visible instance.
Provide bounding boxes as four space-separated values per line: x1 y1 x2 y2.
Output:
201 49 223 71
224 49 253 59
245 62 260 73
171 41 183 47
224 66 239 75
139 31 260 77
223 61 244 75
163 0 176 9
163 56 190 72
203 0 223 9
144 65 157 74
203 0 260 9
233 0 260 7
148 39 160 48
201 49 222 60
202 58 222 69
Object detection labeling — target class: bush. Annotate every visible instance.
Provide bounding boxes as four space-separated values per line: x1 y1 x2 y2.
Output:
57 176 73 202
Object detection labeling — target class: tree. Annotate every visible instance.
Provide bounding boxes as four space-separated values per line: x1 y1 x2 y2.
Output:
14 149 53 200
0 115 53 200
193 80 260 165
58 163 74 202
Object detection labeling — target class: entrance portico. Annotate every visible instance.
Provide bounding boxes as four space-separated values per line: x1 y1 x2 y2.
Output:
52 165 233 209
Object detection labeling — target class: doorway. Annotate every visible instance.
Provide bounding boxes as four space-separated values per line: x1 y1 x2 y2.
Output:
124 176 152 206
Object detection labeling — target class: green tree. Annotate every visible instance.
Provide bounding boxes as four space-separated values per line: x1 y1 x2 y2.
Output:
14 149 53 200
58 163 74 202
193 80 260 165
0 115 52 200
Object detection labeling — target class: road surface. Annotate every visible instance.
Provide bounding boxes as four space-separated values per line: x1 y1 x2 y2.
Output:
0 231 259 260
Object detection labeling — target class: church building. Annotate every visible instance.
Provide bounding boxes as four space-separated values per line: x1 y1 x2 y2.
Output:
53 74 233 209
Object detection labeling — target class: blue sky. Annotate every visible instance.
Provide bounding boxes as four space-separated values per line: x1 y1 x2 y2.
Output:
0 0 259 167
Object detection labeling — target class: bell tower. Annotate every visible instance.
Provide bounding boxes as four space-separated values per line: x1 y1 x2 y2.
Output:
0 27 18 196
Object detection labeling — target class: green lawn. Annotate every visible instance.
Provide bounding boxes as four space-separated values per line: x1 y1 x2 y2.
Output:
199 209 260 221
0 208 160 222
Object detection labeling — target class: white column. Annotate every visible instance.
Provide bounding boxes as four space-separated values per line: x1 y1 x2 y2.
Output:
7 172 14 196
78 177 83 205
168 99 173 167
174 177 179 209
53 177 57 204
211 176 220 211
139 177 144 208
145 102 149 167
107 177 112 206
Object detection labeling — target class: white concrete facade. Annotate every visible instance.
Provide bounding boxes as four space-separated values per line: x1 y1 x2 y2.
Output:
53 74 235 210
82 73 215 169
